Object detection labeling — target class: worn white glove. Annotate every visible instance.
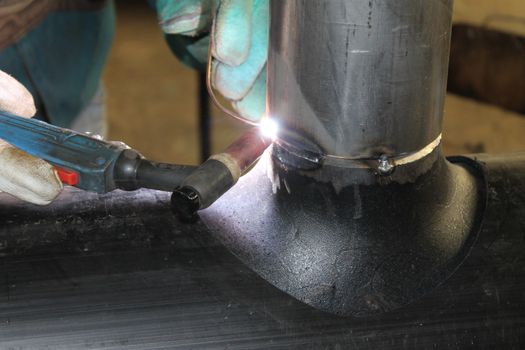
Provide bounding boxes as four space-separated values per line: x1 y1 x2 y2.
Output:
0 71 63 205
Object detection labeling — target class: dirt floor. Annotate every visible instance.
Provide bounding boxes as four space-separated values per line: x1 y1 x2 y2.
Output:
104 1 525 165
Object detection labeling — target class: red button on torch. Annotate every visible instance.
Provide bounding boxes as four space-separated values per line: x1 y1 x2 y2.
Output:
56 168 79 186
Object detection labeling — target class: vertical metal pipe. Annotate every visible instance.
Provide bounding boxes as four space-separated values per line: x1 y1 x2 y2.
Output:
268 0 453 162
201 0 488 318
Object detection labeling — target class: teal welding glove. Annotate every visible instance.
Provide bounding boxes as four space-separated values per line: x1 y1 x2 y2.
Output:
156 0 269 123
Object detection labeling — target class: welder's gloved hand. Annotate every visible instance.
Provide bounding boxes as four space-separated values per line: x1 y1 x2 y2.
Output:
0 71 63 205
157 0 269 123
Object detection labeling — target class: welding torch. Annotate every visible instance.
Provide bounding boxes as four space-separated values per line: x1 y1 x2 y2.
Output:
0 112 271 221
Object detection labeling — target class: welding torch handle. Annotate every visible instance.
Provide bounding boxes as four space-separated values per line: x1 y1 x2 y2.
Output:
0 111 269 215
114 149 197 192
0 111 197 193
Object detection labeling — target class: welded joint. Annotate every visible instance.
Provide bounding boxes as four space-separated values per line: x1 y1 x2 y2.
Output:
377 134 443 176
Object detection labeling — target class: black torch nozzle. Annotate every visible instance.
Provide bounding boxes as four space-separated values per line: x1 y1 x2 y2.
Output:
171 128 272 222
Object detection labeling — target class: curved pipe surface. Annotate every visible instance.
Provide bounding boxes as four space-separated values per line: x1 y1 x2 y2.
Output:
268 0 453 163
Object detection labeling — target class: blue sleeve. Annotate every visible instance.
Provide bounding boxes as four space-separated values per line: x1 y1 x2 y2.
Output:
0 1 115 128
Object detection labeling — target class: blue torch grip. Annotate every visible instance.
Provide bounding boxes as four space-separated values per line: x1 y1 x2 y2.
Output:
0 111 126 193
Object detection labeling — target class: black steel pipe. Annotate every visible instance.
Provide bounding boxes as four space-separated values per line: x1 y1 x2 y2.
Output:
0 153 525 348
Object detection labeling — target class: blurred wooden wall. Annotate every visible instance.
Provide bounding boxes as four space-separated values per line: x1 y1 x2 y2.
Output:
448 0 525 115
454 0 525 36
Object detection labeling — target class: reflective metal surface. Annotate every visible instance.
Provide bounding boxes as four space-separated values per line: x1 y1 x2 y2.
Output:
268 0 453 161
